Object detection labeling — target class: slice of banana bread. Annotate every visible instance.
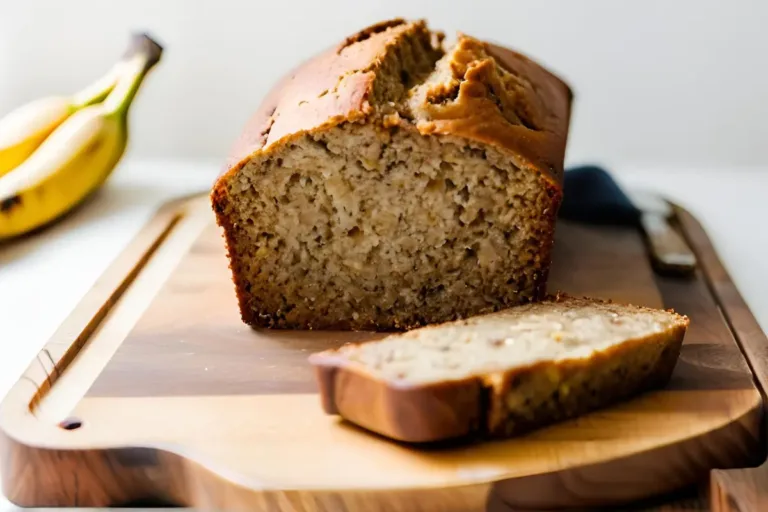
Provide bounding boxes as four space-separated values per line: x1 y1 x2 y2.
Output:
309 295 689 443
211 18 572 330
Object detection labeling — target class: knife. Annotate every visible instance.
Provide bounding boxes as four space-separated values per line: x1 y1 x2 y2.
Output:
625 189 697 276
559 165 697 277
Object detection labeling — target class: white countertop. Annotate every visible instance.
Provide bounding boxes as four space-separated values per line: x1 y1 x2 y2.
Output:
0 160 766 510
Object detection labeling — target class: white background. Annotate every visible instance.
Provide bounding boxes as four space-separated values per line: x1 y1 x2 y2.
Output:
0 0 766 169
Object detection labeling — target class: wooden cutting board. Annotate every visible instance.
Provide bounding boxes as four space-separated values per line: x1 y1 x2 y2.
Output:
1 192 766 511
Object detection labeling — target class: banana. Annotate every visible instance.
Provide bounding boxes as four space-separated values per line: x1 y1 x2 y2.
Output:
0 32 163 180
0 73 116 180
0 33 163 240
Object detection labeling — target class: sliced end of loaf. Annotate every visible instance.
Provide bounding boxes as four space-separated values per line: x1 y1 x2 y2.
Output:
212 19 572 331
309 295 689 443
213 123 559 330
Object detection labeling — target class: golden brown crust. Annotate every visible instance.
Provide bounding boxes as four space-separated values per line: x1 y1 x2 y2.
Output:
484 323 686 438
213 19 572 190
211 19 573 331
485 42 572 183
216 19 429 183
309 297 689 443
407 35 572 186
210 185 256 326
315 366 485 442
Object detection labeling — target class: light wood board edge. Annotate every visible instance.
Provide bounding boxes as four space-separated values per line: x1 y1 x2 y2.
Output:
0 194 764 511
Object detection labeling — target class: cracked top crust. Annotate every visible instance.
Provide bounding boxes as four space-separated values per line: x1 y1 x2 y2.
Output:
218 18 572 188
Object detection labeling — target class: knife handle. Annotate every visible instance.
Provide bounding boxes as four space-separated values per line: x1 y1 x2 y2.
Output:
639 211 697 276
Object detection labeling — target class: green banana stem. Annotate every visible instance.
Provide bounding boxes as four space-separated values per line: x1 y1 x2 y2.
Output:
69 65 121 110
103 33 164 117
69 33 163 111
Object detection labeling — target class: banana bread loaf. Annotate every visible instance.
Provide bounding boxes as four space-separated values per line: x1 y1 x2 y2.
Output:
309 295 689 443
211 19 573 330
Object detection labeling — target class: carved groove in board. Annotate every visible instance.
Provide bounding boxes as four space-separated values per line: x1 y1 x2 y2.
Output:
36 197 213 423
26 211 184 414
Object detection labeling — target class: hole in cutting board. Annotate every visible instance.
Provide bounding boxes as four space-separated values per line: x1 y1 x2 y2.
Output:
58 417 83 430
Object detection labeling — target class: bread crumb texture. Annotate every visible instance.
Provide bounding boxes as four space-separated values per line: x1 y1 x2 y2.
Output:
310 296 689 441
212 19 572 330
318 296 688 384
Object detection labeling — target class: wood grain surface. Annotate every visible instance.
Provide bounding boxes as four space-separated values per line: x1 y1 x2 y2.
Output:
669 207 768 512
86 218 664 397
0 194 765 511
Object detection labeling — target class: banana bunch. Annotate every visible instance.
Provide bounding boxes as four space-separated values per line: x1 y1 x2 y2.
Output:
0 33 163 241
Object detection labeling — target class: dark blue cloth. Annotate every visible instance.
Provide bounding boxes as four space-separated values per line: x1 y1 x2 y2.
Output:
558 165 640 226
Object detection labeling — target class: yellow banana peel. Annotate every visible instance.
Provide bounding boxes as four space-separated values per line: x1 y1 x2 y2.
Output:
0 33 163 240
